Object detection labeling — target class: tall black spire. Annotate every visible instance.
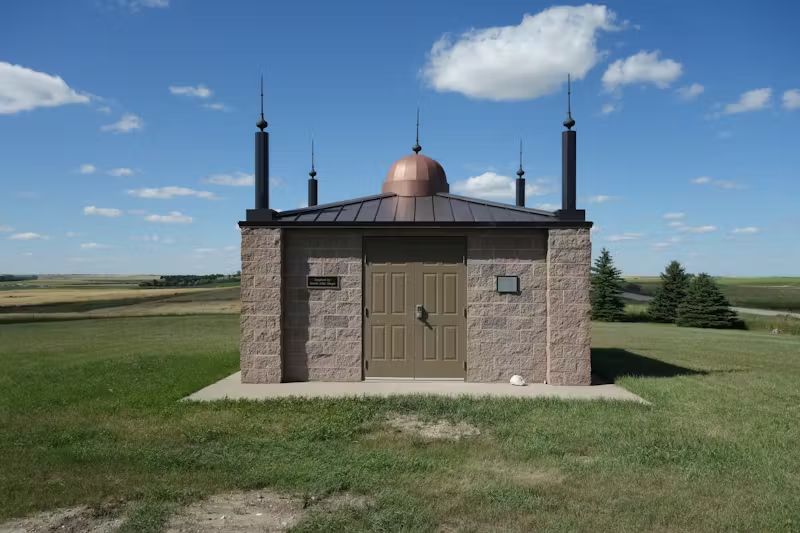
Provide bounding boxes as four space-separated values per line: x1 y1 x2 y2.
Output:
256 76 268 132
307 138 318 207
515 139 526 207
412 107 422 154
563 74 575 130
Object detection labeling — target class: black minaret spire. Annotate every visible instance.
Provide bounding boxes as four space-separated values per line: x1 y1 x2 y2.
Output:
515 139 526 207
307 139 318 207
559 74 583 219
253 76 271 215
412 107 422 154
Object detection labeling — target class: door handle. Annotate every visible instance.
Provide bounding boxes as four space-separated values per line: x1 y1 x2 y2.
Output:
415 304 425 320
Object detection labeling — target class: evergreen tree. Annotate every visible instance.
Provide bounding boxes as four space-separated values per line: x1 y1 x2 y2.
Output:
676 273 738 328
648 260 690 323
591 248 625 321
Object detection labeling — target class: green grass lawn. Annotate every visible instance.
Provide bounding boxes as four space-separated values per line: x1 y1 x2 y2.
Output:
625 276 800 312
1 316 799 531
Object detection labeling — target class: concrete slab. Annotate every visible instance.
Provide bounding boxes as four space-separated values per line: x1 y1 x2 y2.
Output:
184 372 647 403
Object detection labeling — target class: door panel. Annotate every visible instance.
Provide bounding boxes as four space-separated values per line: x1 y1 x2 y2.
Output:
365 238 465 379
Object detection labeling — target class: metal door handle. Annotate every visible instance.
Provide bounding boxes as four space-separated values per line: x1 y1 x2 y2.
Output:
415 304 425 320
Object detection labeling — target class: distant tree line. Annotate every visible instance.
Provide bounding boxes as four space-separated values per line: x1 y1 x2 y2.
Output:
591 249 740 329
139 273 240 288
0 275 38 282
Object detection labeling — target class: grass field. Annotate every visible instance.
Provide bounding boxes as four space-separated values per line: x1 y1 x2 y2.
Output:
625 276 800 312
1 316 799 531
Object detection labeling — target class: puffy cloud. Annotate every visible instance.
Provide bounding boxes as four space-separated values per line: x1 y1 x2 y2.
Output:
422 5 617 101
450 172 550 200
108 167 135 177
676 83 704 100
600 102 619 115
607 232 643 242
144 211 192 224
536 203 561 211
732 226 759 234
203 172 254 186
587 194 614 203
169 84 212 98
83 205 122 217
602 50 682 90
783 89 800 110
9 232 48 240
80 242 109 249
202 102 228 111
681 225 717 234
101 113 143 133
663 212 685 220
78 163 97 175
0 61 89 114
721 88 771 115
127 186 217 199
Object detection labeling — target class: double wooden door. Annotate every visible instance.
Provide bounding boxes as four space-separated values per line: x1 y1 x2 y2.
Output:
364 238 466 379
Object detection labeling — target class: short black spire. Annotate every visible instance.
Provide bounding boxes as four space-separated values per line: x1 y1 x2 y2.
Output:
412 107 422 154
515 139 526 207
516 139 525 178
256 76 268 131
563 74 575 130
308 139 317 179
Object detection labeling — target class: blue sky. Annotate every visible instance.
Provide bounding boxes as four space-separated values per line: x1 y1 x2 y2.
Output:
1 0 798 276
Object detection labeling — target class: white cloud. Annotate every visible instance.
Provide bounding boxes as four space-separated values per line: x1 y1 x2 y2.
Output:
9 232 48 240
676 83 704 100
450 172 550 200
590 225 601 234
663 212 685 220
108 167 135 177
194 247 216 254
169 84 212 98
652 242 672 249
127 186 217 200
203 172 254 186
607 232 643 242
97 105 112 114
132 234 175 244
535 202 560 211
83 205 122 217
144 211 192 224
80 242 109 249
732 226 759 234
690 176 744 189
783 89 800 110
101 113 143 133
587 194 614 203
602 50 682 90
79 163 97 175
600 102 619 115
65 231 80 237
422 5 617 101
0 61 90 114
202 102 228 111
120 0 169 10
667 221 686 228
721 88 771 115
681 225 717 234
0 225 14 232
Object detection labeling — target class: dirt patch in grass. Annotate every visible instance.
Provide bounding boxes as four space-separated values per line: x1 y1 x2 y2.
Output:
383 413 481 441
0 505 123 533
164 490 368 532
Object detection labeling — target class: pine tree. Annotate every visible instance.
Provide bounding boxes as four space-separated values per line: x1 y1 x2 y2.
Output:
676 273 738 328
648 260 690 323
591 248 625 321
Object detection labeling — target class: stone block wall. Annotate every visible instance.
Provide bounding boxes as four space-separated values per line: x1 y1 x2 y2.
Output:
546 228 592 385
283 231 362 381
465 231 548 383
240 227 283 383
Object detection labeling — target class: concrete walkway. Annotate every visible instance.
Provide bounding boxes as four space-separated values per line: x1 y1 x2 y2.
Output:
184 372 647 403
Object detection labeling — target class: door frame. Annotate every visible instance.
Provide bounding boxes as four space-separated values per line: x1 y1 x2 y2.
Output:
362 236 467 380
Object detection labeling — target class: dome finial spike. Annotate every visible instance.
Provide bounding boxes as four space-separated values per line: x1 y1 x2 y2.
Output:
309 138 317 179
516 139 525 178
256 75 268 131
563 73 575 130
412 107 422 154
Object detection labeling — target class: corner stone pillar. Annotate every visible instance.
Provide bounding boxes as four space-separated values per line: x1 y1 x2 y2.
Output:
546 228 591 385
240 227 283 383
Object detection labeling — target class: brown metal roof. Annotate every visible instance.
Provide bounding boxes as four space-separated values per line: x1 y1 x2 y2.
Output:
242 193 590 227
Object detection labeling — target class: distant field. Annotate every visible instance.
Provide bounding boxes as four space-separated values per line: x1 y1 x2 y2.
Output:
625 276 800 312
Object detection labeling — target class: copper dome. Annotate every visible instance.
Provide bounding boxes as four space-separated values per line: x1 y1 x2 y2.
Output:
382 153 449 196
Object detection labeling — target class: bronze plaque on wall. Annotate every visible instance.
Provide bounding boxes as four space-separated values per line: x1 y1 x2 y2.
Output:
307 276 340 289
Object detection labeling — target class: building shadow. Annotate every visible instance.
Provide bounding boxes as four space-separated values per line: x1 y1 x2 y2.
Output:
591 348 707 383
